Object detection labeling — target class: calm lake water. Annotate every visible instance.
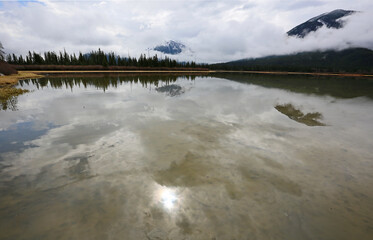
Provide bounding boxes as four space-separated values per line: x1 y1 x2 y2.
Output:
0 73 372 240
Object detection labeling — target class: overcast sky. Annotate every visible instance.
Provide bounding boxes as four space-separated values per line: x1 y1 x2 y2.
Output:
0 0 372 63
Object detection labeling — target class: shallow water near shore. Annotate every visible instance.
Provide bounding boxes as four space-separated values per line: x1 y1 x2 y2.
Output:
0 73 372 239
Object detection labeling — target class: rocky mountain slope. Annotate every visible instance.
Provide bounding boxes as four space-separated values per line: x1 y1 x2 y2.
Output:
287 9 355 38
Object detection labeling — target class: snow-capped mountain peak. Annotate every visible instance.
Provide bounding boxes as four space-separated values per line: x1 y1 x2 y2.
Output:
153 40 187 55
287 9 356 38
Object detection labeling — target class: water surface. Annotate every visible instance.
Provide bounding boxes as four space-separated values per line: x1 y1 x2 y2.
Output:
0 73 372 240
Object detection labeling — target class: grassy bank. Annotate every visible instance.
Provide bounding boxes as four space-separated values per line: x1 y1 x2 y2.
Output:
0 72 44 87
0 72 44 110
0 87 29 110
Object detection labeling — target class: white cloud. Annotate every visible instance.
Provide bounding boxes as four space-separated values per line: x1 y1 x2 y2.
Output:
0 0 372 63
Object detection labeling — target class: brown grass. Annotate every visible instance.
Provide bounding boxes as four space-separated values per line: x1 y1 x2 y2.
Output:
0 72 43 110
0 72 44 87
0 87 29 111
0 87 29 100
0 61 18 75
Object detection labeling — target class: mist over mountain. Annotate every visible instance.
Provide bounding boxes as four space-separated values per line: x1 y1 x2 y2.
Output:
210 9 372 72
287 9 356 38
1 1 372 63
153 41 187 55
149 40 197 63
211 48 373 73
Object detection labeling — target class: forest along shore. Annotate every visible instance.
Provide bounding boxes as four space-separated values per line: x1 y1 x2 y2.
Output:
211 70 373 78
0 70 211 87
25 69 373 79
2 70 373 88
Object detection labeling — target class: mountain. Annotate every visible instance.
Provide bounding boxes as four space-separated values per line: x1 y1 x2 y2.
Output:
287 9 356 38
210 48 373 73
153 40 186 55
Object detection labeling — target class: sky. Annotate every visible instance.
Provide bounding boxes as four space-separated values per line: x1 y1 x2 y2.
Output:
0 0 372 63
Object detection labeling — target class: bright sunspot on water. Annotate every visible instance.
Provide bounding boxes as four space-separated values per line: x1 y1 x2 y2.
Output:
160 188 178 210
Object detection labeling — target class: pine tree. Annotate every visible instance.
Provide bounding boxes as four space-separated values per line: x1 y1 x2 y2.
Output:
63 49 70 65
78 52 84 65
59 51 63 65
71 53 77 65
0 48 205 69
18 55 24 64
32 52 44 64
0 41 5 61
26 51 33 64
12 54 17 64
6 54 11 63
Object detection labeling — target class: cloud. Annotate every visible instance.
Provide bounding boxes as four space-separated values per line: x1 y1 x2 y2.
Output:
0 0 372 63
276 0 326 11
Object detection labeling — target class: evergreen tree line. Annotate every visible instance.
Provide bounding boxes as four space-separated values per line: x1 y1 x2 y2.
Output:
5 49 204 68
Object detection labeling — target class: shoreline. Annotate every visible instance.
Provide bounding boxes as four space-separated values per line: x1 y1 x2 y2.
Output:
211 70 373 78
1 69 373 88
22 70 211 74
0 72 44 109
26 70 373 78
0 72 44 87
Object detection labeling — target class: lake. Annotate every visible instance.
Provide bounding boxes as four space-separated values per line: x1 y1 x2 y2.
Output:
0 73 372 239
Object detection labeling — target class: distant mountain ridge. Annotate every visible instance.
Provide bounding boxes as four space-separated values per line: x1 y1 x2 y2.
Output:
153 40 186 55
287 9 356 38
211 10 371 73
210 48 373 73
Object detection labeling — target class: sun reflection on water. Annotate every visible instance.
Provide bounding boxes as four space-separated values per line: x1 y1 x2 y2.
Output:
161 188 177 209
154 186 179 211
